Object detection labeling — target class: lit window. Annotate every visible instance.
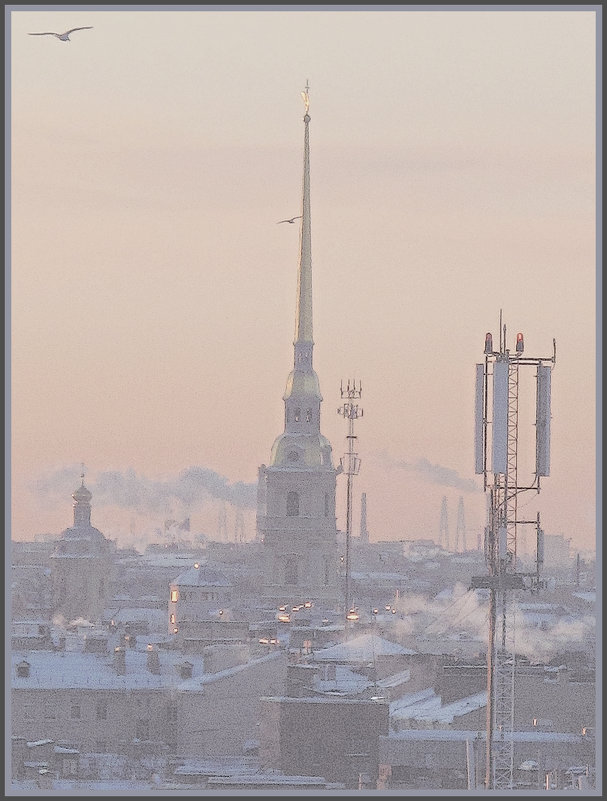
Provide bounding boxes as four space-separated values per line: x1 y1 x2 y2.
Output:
170 614 176 624
170 590 178 603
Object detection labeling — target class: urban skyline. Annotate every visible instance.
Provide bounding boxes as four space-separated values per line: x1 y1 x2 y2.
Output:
8 6 598 556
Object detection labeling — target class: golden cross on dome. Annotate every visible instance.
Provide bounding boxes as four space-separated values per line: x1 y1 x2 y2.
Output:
301 80 310 114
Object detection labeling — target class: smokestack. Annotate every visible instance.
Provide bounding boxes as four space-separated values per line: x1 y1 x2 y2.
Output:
113 646 126 675
146 644 161 675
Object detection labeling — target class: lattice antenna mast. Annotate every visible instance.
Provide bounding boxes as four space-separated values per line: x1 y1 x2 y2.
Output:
472 314 555 790
338 379 363 621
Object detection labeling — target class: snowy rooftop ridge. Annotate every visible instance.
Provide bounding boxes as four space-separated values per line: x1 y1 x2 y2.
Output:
312 634 416 662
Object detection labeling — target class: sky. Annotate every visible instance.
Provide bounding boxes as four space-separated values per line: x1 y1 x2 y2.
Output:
7 5 599 556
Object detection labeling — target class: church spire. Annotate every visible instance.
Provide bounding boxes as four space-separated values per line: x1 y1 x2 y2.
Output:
294 80 313 369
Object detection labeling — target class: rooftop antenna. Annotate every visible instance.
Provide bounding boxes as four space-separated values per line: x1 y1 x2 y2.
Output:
338 379 363 628
473 313 556 790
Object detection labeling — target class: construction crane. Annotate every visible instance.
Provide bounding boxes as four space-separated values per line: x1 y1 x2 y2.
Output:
472 313 556 790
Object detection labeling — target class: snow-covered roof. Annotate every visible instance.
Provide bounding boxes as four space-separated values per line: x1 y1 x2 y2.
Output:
385 729 587 743
572 591 596 603
171 565 231 587
313 664 371 696
390 688 487 725
376 668 411 689
312 634 416 662
11 648 205 691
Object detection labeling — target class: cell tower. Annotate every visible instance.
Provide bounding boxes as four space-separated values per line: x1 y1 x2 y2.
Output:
360 492 369 544
439 496 449 550
338 379 363 619
472 313 555 790
456 496 466 553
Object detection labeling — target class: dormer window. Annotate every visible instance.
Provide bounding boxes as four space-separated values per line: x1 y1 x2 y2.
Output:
288 451 300 462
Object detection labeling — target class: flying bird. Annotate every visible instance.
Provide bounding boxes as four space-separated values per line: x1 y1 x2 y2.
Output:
28 26 93 41
277 216 302 224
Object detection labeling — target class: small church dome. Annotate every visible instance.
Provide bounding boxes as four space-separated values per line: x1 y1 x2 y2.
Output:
72 484 92 503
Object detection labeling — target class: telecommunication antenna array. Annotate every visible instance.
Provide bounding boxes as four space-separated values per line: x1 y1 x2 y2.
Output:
338 379 363 619
472 313 555 790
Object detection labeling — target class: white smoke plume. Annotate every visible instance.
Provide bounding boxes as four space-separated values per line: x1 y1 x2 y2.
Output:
377 450 481 493
389 584 595 664
31 464 257 513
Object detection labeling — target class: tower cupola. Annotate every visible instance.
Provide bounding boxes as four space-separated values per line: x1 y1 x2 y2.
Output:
72 470 92 527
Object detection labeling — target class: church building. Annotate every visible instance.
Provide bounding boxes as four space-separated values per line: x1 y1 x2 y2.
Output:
50 473 115 624
256 87 341 609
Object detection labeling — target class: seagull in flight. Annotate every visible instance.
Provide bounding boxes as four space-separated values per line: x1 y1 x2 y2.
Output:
277 215 302 224
28 26 93 41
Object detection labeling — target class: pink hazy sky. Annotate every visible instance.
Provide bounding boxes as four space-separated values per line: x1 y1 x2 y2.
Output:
8 7 598 554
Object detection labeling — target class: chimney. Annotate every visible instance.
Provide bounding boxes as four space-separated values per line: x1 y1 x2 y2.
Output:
113 646 126 675
16 660 30 678
146 644 161 675
177 661 193 679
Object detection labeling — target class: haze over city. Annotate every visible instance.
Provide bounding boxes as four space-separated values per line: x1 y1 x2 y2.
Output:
9 6 597 556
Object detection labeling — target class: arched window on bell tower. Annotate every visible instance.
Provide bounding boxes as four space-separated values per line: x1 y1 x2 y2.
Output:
287 491 300 517
285 557 298 585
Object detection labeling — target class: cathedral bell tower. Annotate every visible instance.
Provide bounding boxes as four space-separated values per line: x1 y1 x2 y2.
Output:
257 85 340 608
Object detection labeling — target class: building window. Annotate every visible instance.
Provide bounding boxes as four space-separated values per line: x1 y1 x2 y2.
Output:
136 719 150 741
43 702 56 720
288 450 300 462
167 702 178 723
306 409 312 422
169 613 176 624
324 559 330 586
324 493 330 517
285 557 298 585
70 703 81 720
96 700 107 720
286 491 299 517
294 408 301 422
170 590 178 603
